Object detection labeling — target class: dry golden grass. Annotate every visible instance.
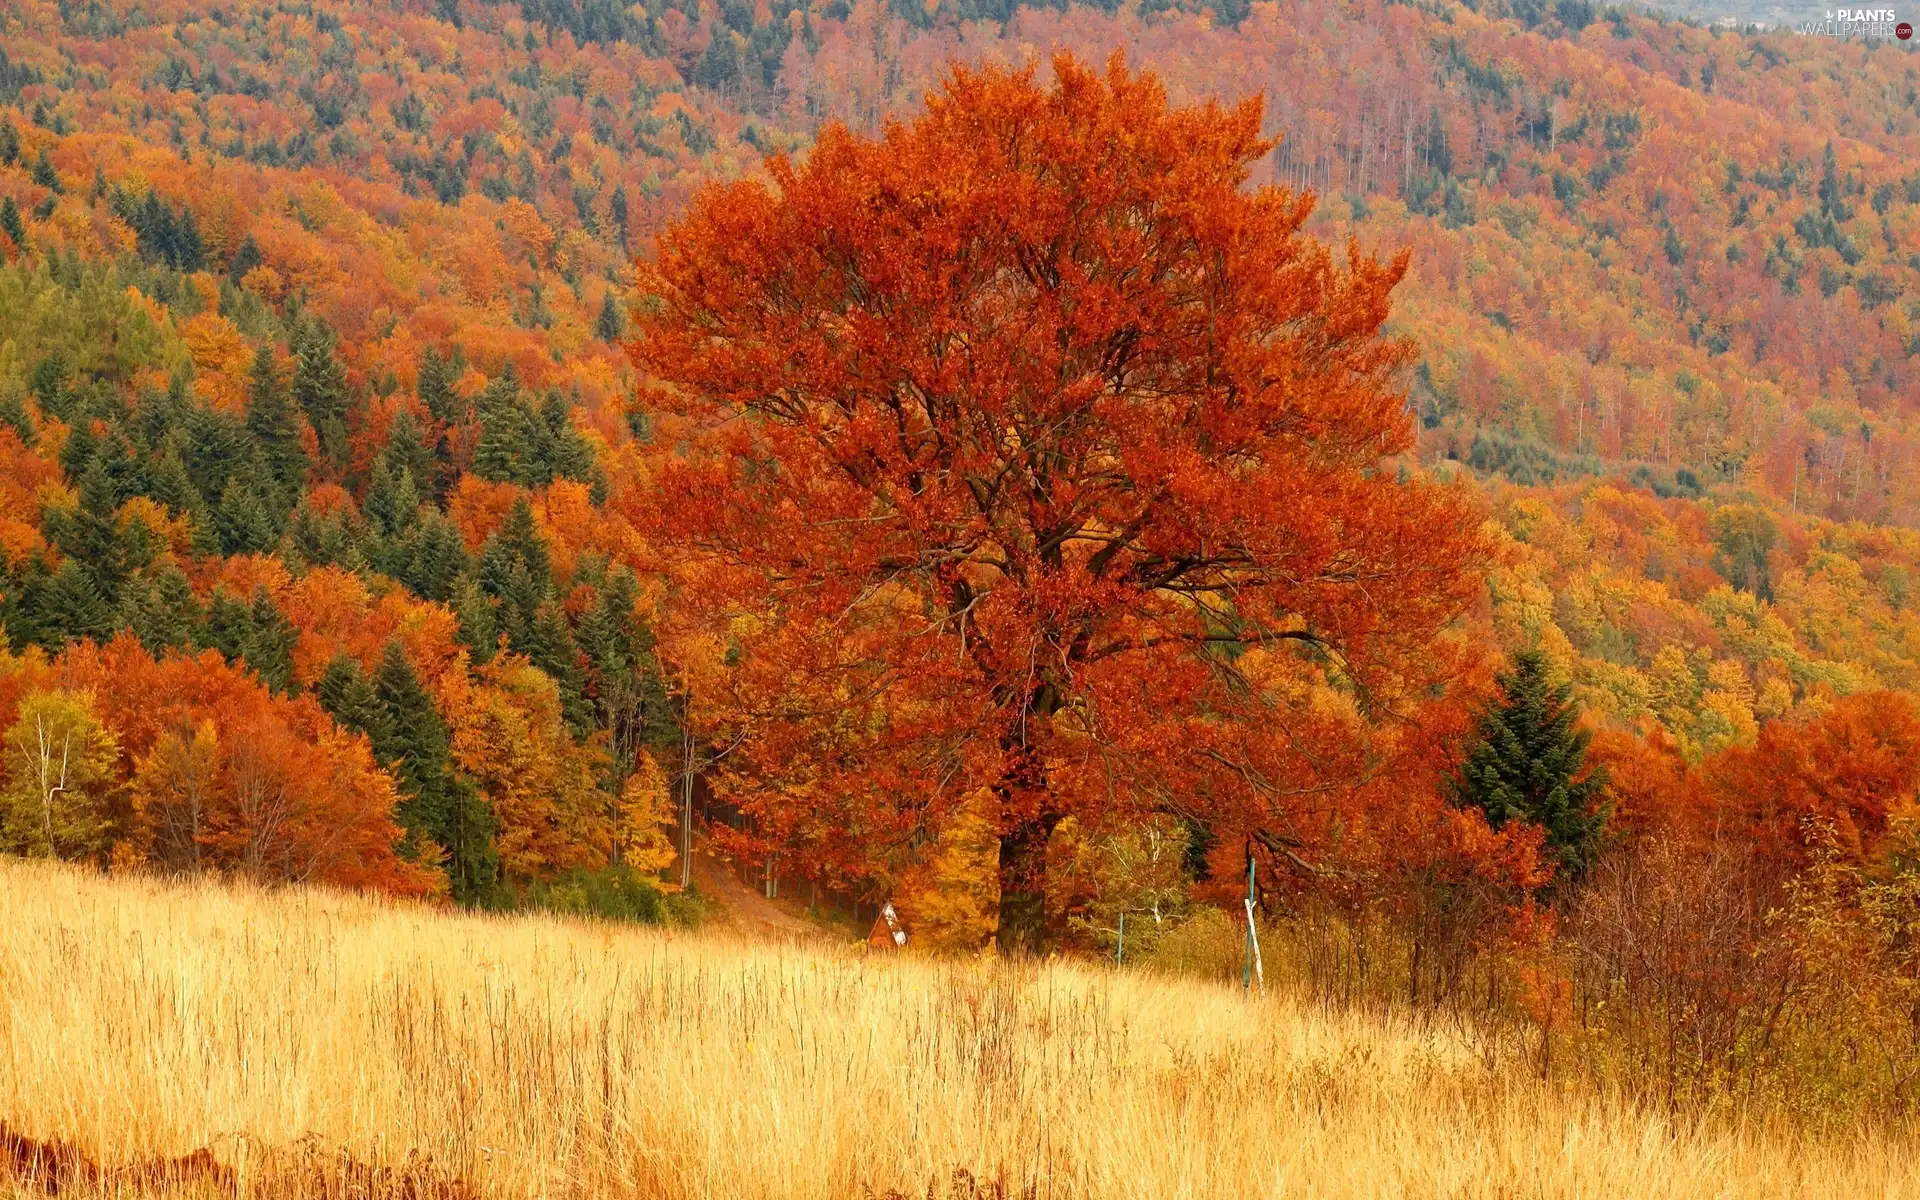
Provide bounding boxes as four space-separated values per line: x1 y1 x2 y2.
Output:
0 858 1914 1200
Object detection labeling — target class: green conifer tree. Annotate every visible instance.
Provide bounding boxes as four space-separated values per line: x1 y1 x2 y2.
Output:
396 510 469 602
229 233 262 279
285 496 360 569
0 196 23 251
597 288 621 342
292 320 351 471
30 150 60 193
471 369 545 486
205 589 249 662
142 439 201 517
214 471 279 555
42 559 116 646
1451 650 1611 882
609 184 629 245
451 575 498 665
50 459 132 601
416 346 462 426
528 598 593 736
362 459 420 539
380 406 435 491
478 496 552 650
0 557 51 650
575 569 675 778
59 417 96 480
244 586 297 694
124 566 203 656
372 641 498 900
540 389 594 483
244 343 309 499
316 653 393 748
417 346 466 502
183 404 253 501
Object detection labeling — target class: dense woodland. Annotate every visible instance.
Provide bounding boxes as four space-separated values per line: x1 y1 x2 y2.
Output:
2 0 1920 1084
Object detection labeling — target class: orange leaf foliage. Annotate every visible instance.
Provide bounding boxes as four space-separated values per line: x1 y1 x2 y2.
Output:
633 54 1488 942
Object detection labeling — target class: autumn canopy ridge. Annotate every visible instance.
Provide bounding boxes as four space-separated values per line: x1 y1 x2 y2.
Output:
633 53 1490 952
6 0 1920 1191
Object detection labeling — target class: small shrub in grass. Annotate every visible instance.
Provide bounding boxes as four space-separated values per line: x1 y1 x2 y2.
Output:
510 864 703 925
1138 907 1249 982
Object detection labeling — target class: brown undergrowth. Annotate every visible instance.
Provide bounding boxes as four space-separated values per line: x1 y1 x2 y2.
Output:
0 1123 232 1196
0 1127 484 1200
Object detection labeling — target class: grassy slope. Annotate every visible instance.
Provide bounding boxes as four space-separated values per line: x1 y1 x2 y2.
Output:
0 859 1912 1199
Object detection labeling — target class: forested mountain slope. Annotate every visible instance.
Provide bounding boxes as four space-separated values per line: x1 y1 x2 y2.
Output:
0 0 1917 913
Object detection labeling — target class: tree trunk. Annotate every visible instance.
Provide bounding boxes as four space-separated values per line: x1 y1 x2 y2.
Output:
990 679 1063 955
996 817 1055 956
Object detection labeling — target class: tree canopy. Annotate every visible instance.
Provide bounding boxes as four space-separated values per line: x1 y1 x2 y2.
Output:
634 55 1485 950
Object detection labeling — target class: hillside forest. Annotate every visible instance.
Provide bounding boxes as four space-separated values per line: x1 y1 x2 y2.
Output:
2 0 1920 1111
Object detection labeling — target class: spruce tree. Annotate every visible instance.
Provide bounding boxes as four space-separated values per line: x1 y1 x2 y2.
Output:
59 416 97 480
125 566 203 656
417 346 465 501
229 233 262 279
1451 650 1611 882
416 346 462 426
292 320 351 471
30 150 60 193
316 653 393 747
451 576 498 664
0 556 52 650
91 428 140 495
576 568 675 777
362 459 420 539
27 353 69 416
380 406 435 491
286 496 360 568
0 389 32 445
471 369 544 486
50 459 132 602
478 496 552 651
205 589 250 662
372 640 497 900
396 510 469 602
244 587 297 694
183 403 253 500
0 196 23 251
540 389 594 483
142 441 200 516
609 184 628 245
244 343 309 499
596 288 621 342
528 598 593 736
214 471 279 555
42 559 116 646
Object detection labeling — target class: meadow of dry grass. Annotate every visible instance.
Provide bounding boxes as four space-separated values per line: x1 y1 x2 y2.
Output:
0 858 1914 1200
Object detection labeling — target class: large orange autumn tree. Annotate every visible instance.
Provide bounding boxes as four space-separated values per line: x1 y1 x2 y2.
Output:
633 54 1485 951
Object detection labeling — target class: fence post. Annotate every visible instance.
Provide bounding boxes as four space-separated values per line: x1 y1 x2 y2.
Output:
1116 911 1126 965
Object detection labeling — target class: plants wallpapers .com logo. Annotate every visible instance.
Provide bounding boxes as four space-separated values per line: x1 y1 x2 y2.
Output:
1798 7 1912 35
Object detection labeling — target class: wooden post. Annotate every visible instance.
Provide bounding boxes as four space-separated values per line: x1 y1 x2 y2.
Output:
1242 845 1256 995
678 705 694 891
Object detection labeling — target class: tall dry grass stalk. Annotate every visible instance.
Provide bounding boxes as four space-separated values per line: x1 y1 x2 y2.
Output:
0 858 1913 1199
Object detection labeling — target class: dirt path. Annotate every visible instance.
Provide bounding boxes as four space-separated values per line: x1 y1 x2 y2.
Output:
685 842 824 941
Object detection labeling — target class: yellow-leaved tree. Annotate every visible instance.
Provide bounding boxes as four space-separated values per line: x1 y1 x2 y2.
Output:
1 689 121 862
616 750 678 876
894 792 1001 954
